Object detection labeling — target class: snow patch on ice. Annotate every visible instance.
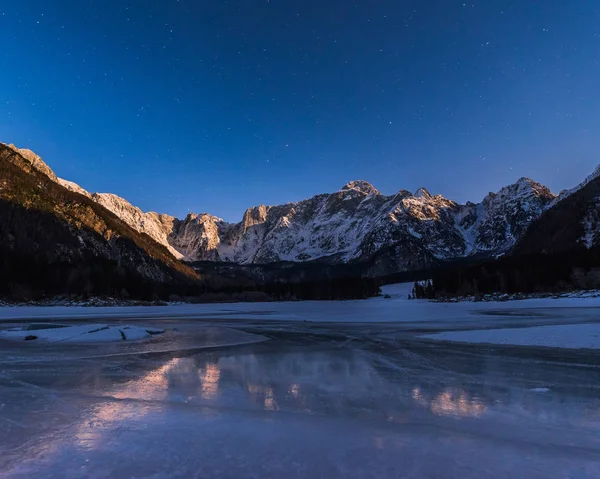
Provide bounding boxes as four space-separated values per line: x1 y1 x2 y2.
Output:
422 323 600 350
0 324 164 343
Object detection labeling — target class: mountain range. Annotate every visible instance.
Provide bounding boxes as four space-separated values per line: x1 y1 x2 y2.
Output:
52 147 556 268
1 140 599 300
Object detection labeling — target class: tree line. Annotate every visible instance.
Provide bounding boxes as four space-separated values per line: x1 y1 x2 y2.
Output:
411 246 600 299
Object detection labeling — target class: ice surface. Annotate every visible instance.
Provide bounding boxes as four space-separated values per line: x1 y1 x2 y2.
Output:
422 323 600 350
1 327 599 478
1 287 600 477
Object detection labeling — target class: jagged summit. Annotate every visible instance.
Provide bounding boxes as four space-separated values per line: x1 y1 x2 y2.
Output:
512 177 548 192
4 143 58 181
483 177 555 205
340 180 380 196
414 187 432 199
184 212 225 223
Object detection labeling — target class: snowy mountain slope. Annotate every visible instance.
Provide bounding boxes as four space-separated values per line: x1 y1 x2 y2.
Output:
170 178 555 267
457 178 555 255
168 213 229 261
2 142 559 271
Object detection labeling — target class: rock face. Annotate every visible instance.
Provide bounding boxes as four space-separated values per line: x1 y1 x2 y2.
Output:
90 193 183 260
169 213 227 261
3 142 562 274
0 143 197 297
6 144 58 181
57 178 92 198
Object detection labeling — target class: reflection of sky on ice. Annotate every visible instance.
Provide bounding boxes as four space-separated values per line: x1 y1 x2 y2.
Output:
2 319 600 477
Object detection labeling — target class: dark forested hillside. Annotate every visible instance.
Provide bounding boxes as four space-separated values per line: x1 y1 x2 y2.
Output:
0 143 199 300
422 248 600 298
515 172 600 255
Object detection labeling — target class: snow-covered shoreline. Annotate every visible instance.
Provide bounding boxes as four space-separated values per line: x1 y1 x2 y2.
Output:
1 283 600 351
3 283 600 310
432 290 600 303
0 297 171 308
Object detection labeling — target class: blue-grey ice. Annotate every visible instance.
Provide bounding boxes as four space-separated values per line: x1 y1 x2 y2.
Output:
1 284 599 478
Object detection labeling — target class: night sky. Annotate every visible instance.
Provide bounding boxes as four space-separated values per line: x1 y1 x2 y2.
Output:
1 1 599 221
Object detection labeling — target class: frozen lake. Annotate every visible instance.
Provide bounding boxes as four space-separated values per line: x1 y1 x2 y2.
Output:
1 285 600 478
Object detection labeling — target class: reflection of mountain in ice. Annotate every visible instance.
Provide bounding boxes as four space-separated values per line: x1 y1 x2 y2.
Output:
2 309 600 478
412 387 486 418
3 343 599 478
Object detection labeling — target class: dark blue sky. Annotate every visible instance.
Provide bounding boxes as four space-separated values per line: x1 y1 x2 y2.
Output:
1 1 599 221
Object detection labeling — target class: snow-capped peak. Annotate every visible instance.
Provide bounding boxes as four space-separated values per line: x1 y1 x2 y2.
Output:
340 180 380 196
484 177 554 204
414 187 432 199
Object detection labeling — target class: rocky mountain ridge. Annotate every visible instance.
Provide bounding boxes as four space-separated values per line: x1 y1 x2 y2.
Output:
5 142 564 272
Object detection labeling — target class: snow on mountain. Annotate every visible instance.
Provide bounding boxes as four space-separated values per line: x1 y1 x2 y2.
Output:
90 193 184 259
457 178 555 254
340 180 380 196
2 142 561 269
55 177 184 259
582 206 600 249
167 178 555 266
414 187 432 199
578 171 600 248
